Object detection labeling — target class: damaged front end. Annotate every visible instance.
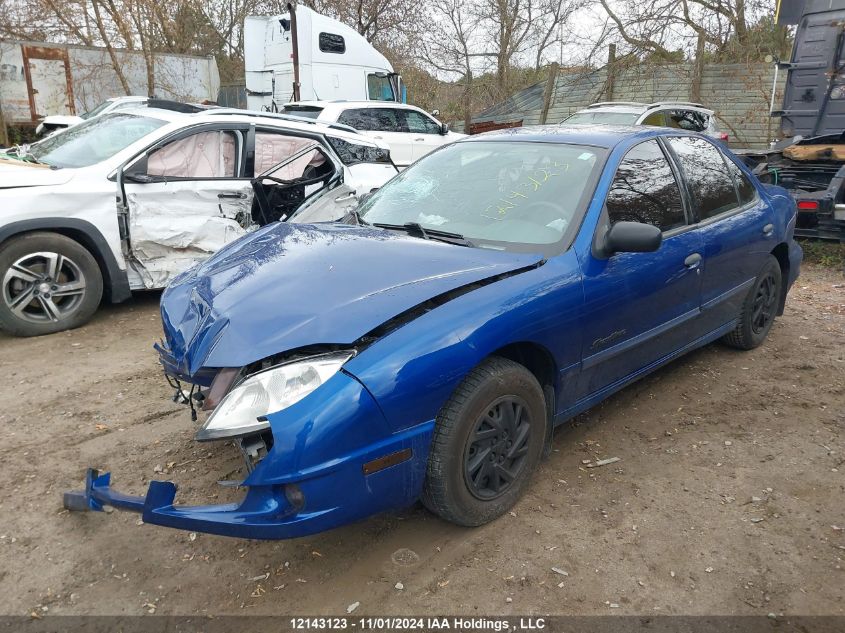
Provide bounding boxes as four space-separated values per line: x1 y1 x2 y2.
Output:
63 347 428 539
64 222 542 539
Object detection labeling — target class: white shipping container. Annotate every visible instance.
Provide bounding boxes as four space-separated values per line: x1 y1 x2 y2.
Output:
0 41 220 125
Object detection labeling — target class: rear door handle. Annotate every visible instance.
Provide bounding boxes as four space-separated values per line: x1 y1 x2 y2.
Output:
684 253 702 269
414 137 425 141
334 192 356 203
763 223 774 236
218 192 247 200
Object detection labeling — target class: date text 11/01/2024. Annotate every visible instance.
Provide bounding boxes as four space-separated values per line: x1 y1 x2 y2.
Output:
290 618 548 631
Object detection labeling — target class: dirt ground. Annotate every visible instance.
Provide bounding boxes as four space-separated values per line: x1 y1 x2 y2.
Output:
0 264 842 618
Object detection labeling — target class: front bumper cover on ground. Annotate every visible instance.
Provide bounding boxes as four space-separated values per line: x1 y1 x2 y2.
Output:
63 468 313 539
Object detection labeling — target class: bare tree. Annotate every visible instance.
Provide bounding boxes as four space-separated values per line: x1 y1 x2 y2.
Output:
597 0 774 60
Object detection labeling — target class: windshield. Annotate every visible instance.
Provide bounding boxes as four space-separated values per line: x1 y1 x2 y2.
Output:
358 141 604 253
80 100 114 120
564 111 640 125
29 113 166 168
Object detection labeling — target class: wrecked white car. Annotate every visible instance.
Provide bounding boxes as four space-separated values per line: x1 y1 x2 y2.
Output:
0 108 397 336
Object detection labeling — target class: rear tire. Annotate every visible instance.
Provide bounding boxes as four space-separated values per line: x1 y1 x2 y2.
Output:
422 356 547 526
722 254 782 350
0 232 103 337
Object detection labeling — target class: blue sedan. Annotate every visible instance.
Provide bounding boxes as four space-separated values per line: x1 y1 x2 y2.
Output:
65 125 802 538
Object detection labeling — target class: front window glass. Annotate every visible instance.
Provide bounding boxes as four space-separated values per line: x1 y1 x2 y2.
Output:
564 111 640 125
358 141 604 253
605 140 686 232
147 130 239 178
80 100 113 120
667 136 739 219
29 113 166 168
405 110 441 134
367 74 395 101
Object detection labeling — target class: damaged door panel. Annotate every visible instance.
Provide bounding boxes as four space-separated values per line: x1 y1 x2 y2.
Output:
120 125 257 288
251 143 350 224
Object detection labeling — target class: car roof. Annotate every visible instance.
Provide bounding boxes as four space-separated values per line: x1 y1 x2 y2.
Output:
115 107 389 148
459 123 677 149
576 101 714 115
287 100 419 110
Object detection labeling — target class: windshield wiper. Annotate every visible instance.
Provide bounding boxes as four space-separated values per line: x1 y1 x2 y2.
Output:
372 222 474 247
5 145 48 166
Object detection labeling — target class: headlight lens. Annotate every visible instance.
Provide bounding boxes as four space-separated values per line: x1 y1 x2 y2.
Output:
195 352 353 441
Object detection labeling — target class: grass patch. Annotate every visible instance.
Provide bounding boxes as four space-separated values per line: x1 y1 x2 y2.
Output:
798 240 845 269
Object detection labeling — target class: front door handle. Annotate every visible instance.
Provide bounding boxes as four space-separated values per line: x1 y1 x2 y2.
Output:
414 137 425 141
334 192 356 203
684 253 702 269
218 192 247 200
762 223 774 236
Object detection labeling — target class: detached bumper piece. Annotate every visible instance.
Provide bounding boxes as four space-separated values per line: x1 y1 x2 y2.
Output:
63 468 315 540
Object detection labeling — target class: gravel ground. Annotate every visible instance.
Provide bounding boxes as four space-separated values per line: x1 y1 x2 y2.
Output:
0 264 842 617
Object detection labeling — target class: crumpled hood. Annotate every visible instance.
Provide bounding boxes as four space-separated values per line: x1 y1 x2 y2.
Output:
159 222 543 376
0 160 74 188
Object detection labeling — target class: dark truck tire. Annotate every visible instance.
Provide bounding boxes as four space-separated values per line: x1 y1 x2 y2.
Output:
722 254 782 350
422 356 547 526
0 232 103 337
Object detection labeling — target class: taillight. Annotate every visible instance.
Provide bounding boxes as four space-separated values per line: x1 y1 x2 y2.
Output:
719 133 729 142
797 200 819 211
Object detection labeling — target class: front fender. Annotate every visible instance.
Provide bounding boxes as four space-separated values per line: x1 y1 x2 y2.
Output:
344 252 584 433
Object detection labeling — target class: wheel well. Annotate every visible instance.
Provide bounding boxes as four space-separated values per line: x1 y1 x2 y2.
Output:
491 342 557 454
0 224 130 303
771 242 790 315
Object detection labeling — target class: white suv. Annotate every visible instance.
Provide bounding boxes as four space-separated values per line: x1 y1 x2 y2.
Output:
0 108 397 336
282 101 466 167
563 102 728 142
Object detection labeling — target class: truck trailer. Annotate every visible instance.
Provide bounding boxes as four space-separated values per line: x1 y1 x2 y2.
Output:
244 3 403 111
0 41 220 128
743 0 845 240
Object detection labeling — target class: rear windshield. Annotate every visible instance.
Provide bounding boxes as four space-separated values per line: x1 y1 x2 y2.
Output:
29 113 165 168
281 106 324 120
564 111 640 125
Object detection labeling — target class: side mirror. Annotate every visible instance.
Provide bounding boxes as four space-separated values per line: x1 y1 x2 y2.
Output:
123 172 155 184
431 109 440 117
440 122 449 135
603 221 662 254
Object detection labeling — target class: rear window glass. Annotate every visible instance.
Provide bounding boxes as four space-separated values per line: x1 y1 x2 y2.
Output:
338 108 404 132
667 136 739 220
606 140 686 232
318 32 345 53
281 106 323 120
667 110 709 132
564 111 640 125
723 155 757 206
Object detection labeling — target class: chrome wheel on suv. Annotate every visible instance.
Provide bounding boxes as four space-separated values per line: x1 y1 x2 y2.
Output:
0 233 103 337
3 252 87 323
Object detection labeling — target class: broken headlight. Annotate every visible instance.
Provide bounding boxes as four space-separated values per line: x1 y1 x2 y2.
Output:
195 352 354 441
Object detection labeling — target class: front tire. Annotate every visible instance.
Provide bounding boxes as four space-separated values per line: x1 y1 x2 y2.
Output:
0 232 103 337
422 356 547 526
722 254 782 350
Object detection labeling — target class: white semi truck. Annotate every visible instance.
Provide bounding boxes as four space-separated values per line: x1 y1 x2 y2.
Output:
244 3 404 111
